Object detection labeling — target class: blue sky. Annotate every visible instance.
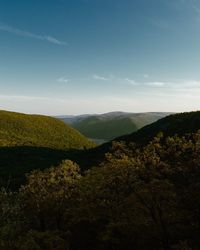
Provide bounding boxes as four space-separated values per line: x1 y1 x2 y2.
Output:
1 0 200 115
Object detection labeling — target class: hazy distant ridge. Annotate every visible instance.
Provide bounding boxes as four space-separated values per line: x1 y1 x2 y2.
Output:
59 112 172 141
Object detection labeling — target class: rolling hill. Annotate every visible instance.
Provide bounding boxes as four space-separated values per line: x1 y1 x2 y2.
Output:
119 110 200 144
59 112 171 142
0 110 95 188
0 110 94 150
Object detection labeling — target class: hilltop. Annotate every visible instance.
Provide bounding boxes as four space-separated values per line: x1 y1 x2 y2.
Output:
0 110 94 150
119 110 200 144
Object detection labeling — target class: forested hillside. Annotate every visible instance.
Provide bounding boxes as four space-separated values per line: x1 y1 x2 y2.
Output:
1 111 200 250
0 110 94 150
119 110 200 144
70 111 200 168
0 110 94 188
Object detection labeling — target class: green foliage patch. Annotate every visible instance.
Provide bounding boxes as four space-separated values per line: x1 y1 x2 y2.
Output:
0 110 94 150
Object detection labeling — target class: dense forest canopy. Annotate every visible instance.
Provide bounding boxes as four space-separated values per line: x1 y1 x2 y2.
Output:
0 110 94 150
1 131 200 249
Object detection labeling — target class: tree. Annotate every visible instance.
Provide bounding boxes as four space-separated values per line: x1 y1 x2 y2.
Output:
72 132 200 249
20 160 81 232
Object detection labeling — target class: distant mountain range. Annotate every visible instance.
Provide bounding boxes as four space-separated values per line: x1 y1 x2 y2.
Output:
58 112 172 142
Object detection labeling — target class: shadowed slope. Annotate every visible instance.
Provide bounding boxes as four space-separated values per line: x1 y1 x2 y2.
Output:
0 110 95 189
73 111 200 169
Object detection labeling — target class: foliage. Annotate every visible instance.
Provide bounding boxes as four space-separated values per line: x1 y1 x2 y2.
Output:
68 132 200 249
119 110 200 144
76 110 200 170
0 110 95 150
0 110 95 188
1 111 200 249
20 160 81 231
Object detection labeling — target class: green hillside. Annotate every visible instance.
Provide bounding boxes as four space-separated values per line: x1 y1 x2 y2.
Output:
73 116 139 140
0 110 94 188
61 112 170 141
0 110 94 150
119 111 200 144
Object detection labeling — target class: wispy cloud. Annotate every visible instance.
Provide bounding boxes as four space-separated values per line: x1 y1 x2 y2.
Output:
123 77 166 87
93 74 109 81
123 78 200 89
145 81 166 87
158 80 200 90
57 77 69 83
0 23 67 45
125 78 137 85
176 80 200 89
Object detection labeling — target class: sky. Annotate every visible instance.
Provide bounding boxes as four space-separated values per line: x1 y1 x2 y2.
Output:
1 0 200 115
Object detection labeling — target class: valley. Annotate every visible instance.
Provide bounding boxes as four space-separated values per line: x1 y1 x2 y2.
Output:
59 111 172 143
